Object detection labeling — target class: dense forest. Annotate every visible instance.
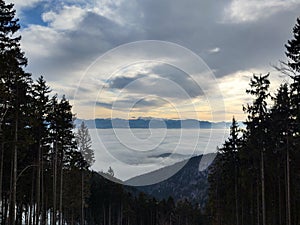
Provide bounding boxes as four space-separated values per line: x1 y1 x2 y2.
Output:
207 18 300 225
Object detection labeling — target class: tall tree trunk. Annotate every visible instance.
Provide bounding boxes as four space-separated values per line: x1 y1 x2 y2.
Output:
71 208 74 225
109 202 111 225
8 151 13 225
29 169 35 225
241 198 244 225
250 182 253 225
28 202 33 225
277 158 282 225
35 143 41 225
44 194 48 225
25 204 28 225
52 140 57 225
286 136 291 225
261 150 266 225
1 192 4 225
0 101 8 217
256 178 260 225
40 147 44 225
103 204 106 225
16 203 23 225
0 142 4 220
81 171 84 225
216 175 220 225
11 107 18 225
235 164 239 225
3 194 8 225
120 202 123 225
59 157 63 225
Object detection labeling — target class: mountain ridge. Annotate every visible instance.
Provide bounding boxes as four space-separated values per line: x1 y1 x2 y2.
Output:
75 118 232 129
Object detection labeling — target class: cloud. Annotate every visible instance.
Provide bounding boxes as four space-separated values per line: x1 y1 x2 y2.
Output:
223 0 300 23
22 9 140 83
21 25 62 57
42 5 86 30
6 0 42 10
95 101 113 109
108 74 146 89
106 64 204 100
208 47 220 54
96 97 167 110
150 64 204 98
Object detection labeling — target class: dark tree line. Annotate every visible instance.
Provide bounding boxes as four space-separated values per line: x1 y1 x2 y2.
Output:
86 172 206 225
207 18 300 225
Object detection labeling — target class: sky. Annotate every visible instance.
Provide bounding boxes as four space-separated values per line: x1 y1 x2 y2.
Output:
7 0 300 122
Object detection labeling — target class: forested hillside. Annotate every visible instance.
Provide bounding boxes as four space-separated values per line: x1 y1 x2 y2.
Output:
87 172 207 225
126 155 211 209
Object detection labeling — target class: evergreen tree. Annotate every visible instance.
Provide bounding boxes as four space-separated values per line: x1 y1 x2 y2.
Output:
30 76 51 225
107 166 114 177
0 1 31 224
207 117 242 225
284 17 300 225
76 121 94 167
243 73 271 225
47 95 77 225
270 83 292 225
75 121 94 225
285 18 300 73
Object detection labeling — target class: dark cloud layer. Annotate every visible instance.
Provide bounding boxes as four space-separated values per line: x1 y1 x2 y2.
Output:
106 64 203 102
109 74 145 89
96 97 167 110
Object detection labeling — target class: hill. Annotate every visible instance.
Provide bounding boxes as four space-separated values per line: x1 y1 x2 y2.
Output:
125 154 216 208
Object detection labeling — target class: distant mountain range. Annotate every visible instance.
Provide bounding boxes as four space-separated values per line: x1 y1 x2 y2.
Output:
75 118 232 129
124 154 216 208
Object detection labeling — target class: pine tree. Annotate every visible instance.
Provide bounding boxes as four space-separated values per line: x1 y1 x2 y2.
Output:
270 83 291 225
243 73 271 225
285 18 300 73
107 166 114 177
75 121 94 225
207 117 242 225
76 121 94 167
47 95 77 225
284 17 300 225
30 76 51 225
48 95 59 225
0 1 31 224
